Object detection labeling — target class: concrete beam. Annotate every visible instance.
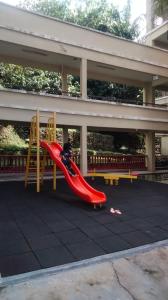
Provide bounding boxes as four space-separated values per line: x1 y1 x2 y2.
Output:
2 89 168 125
152 77 168 88
1 26 168 79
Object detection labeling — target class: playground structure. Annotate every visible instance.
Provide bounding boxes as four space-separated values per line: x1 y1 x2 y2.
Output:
25 111 106 208
25 110 57 193
88 169 138 185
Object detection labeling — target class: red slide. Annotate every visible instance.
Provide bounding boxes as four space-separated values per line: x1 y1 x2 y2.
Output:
40 141 106 206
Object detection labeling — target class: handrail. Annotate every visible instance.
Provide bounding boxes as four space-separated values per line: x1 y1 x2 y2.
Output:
0 153 147 173
88 95 168 109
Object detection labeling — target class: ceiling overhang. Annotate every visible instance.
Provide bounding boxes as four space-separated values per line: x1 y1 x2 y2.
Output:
146 21 168 50
0 2 168 89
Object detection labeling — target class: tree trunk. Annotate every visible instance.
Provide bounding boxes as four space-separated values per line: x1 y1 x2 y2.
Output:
146 0 155 32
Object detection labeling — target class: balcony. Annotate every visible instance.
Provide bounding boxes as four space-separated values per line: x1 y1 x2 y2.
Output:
1 89 168 132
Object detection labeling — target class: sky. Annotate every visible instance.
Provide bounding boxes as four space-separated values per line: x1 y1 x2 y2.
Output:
1 0 146 32
1 0 146 19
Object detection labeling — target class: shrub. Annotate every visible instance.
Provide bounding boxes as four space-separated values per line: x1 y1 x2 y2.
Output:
0 125 27 154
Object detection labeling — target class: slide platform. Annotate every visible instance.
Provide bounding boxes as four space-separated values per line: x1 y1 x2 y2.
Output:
40 141 106 206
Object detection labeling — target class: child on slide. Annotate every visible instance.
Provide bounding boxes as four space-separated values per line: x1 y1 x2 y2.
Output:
60 138 76 176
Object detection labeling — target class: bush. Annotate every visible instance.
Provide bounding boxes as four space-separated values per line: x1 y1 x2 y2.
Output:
96 150 114 156
73 148 97 155
87 149 97 155
2 145 28 155
0 125 27 155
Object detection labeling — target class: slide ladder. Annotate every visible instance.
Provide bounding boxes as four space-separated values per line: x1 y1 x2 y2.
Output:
25 111 57 192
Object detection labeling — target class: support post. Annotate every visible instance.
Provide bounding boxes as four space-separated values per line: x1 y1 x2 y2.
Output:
62 127 69 144
36 110 40 192
80 125 87 176
145 132 155 172
80 58 87 100
25 123 32 188
61 71 68 95
53 112 56 191
143 83 155 106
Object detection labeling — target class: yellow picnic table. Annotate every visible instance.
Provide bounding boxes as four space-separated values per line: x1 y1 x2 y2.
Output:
87 172 138 185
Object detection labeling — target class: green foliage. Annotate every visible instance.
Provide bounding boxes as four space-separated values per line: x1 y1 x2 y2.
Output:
19 0 74 21
0 125 27 154
87 80 142 103
112 132 144 154
67 75 80 95
154 0 168 18
19 0 139 40
0 63 61 93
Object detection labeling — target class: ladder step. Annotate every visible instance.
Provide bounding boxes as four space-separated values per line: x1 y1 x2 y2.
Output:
29 162 46 164
28 167 45 170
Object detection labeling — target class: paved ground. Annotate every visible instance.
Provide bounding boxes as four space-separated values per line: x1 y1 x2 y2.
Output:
1 177 168 277
1 242 168 300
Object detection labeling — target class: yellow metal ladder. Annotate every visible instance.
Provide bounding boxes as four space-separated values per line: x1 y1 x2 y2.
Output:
25 111 57 192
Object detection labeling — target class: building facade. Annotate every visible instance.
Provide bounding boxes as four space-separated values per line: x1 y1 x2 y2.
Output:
1 3 168 174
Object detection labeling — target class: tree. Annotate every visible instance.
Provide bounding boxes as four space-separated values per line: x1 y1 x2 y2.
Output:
0 63 62 94
19 0 73 20
112 132 144 154
0 125 27 153
19 0 139 40
154 0 168 20
146 0 168 32
87 80 142 103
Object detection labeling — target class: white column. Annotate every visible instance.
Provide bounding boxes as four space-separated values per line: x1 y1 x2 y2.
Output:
145 132 155 172
62 127 69 144
143 83 155 106
61 72 68 95
80 58 87 100
80 125 87 176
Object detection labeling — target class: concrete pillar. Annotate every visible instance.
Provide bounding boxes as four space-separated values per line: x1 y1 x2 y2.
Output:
62 127 69 144
161 136 168 155
145 132 155 172
61 72 68 95
80 125 87 176
143 83 155 105
80 58 87 100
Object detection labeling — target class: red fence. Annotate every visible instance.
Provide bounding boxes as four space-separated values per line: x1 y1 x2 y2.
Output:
88 154 146 170
0 154 146 173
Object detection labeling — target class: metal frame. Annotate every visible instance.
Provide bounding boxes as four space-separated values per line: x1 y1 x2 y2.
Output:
25 111 57 192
